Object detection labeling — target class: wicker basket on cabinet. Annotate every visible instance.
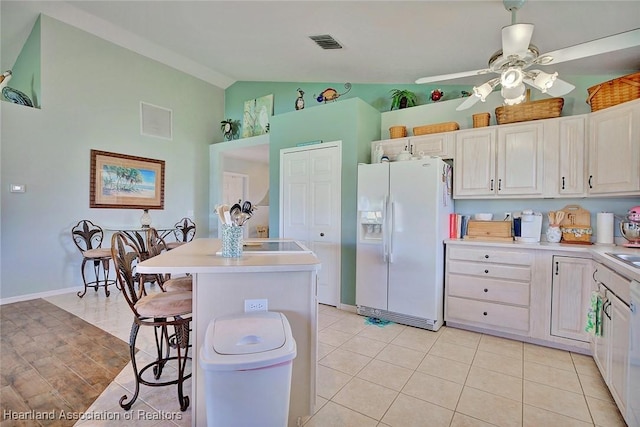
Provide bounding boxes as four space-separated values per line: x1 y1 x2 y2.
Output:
586 71 640 112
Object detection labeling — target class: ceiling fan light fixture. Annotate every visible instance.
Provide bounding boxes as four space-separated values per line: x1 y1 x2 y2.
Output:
473 78 500 102
501 67 524 89
532 70 558 93
501 82 526 105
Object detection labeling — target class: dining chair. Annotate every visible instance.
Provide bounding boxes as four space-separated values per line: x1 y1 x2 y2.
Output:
165 217 196 250
71 220 116 298
146 228 193 292
111 231 192 411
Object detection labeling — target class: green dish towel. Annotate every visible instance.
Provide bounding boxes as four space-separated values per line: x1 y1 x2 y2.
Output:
585 291 603 336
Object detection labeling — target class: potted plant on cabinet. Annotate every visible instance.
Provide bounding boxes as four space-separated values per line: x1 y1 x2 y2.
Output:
389 89 418 110
220 119 240 141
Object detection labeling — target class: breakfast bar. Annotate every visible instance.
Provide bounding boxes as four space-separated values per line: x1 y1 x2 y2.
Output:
136 238 321 427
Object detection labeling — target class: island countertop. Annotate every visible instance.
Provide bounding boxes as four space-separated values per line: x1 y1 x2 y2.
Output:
137 238 321 274
136 237 321 427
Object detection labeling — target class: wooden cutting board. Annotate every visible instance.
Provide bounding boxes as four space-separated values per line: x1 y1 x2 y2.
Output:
558 204 591 227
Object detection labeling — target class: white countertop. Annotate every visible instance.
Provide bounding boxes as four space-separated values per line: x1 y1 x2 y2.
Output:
445 239 640 282
137 238 321 275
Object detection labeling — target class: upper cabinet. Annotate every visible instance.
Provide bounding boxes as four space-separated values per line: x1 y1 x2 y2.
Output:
543 115 587 198
371 131 454 162
454 122 544 198
588 99 640 196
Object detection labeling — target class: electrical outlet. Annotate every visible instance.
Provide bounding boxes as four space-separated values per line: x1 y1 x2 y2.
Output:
244 299 268 312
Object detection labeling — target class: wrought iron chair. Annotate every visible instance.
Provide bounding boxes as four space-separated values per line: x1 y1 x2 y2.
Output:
146 228 193 292
71 220 116 298
165 217 196 250
111 231 192 411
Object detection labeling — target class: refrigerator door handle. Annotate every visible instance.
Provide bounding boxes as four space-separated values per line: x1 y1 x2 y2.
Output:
382 196 389 262
389 200 395 263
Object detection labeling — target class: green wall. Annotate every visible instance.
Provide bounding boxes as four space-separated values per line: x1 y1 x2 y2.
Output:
1 14 224 300
270 98 380 305
2 16 41 108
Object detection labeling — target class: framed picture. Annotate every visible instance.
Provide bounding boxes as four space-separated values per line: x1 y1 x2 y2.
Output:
90 150 165 209
242 94 273 138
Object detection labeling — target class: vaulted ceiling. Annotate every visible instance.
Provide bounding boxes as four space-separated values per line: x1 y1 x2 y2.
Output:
2 1 640 89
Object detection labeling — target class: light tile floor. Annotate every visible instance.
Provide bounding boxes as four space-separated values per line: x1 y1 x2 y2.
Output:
45 290 626 427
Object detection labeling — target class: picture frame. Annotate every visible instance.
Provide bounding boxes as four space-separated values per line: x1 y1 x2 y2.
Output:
90 150 165 209
242 94 273 138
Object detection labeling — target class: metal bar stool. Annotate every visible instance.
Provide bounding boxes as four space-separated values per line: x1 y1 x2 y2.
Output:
166 217 196 250
71 220 116 298
111 231 192 411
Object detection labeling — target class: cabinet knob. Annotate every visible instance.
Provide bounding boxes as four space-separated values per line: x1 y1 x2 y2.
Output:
320 232 325 237
483 312 488 316
484 269 489 274
484 254 489 259
484 288 488 293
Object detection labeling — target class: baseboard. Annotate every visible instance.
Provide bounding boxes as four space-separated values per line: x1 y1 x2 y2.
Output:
338 303 357 313
0 286 83 305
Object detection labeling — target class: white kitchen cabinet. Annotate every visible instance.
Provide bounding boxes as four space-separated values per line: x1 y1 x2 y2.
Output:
550 256 592 342
588 99 640 196
371 132 454 162
543 116 587 197
592 263 631 420
445 245 532 334
454 128 496 197
408 132 454 159
454 122 544 198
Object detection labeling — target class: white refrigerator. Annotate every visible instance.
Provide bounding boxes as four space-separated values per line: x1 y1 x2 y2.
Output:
356 158 454 331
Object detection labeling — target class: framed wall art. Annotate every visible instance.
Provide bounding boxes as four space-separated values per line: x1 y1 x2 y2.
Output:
242 93 273 138
90 150 165 209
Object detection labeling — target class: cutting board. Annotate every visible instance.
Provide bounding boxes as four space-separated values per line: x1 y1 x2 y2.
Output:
558 204 590 227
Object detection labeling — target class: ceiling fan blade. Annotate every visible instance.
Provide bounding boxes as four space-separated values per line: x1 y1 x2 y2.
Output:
539 28 640 65
545 78 575 97
502 23 535 58
415 68 489 84
524 75 576 97
455 94 482 111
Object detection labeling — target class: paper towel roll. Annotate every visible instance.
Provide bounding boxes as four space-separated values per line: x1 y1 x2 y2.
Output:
596 212 614 245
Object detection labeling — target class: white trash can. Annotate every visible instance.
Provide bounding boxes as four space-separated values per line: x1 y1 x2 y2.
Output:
199 311 297 427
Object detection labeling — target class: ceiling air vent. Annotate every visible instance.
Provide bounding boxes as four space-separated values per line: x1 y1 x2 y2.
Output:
309 34 343 50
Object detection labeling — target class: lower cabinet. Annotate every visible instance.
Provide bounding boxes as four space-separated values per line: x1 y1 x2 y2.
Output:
592 263 631 423
550 256 592 342
445 245 532 335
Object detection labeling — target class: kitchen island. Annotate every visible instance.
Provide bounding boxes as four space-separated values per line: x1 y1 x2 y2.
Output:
136 238 321 427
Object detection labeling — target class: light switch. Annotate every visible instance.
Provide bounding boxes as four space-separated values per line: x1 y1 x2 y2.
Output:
10 184 25 193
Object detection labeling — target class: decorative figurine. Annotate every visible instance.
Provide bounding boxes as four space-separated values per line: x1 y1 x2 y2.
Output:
430 89 444 102
315 82 352 103
295 88 305 110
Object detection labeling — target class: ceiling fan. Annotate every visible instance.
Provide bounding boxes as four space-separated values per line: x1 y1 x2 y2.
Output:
416 0 640 111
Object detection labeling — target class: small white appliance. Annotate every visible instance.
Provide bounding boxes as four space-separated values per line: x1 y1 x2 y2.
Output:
355 158 454 331
516 210 542 243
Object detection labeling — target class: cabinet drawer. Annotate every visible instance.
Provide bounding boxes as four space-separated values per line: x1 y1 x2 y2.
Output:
447 297 530 332
448 274 530 306
448 260 531 282
448 246 532 266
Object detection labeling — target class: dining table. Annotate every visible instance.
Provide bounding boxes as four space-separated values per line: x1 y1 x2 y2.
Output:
136 238 321 427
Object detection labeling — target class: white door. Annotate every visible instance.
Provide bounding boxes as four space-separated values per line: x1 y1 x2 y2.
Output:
281 142 341 306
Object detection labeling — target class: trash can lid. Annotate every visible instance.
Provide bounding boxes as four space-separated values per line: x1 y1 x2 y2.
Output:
200 311 297 371
213 311 287 355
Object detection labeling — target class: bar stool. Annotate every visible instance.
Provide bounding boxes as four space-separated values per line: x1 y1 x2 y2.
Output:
111 231 192 411
71 220 116 298
146 227 193 292
166 217 196 250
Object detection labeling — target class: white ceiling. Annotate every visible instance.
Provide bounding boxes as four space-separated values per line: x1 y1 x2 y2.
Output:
2 1 640 90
